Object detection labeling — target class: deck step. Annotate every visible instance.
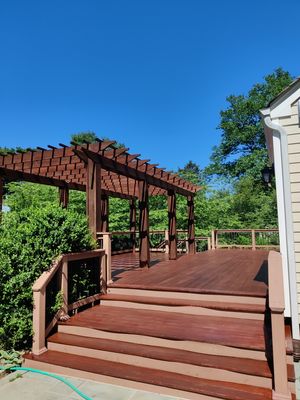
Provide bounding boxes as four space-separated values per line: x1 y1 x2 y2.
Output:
47 332 295 384
100 293 266 313
107 287 266 305
59 305 269 351
23 350 274 400
100 293 266 320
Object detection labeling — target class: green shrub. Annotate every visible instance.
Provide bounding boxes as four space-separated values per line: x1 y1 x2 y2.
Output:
0 204 95 350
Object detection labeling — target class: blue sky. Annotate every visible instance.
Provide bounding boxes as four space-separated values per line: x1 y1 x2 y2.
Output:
0 0 299 171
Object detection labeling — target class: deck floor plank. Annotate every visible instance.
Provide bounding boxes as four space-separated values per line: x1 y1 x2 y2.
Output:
110 250 268 297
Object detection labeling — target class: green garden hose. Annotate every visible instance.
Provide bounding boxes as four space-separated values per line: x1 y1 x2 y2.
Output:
0 366 92 400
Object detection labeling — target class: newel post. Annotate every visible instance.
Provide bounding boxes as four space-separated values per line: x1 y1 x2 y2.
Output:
138 180 150 268
99 232 112 290
32 287 47 355
268 251 292 400
187 195 195 254
86 158 102 239
251 229 256 251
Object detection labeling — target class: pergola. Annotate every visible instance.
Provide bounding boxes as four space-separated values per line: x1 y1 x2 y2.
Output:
0 139 200 267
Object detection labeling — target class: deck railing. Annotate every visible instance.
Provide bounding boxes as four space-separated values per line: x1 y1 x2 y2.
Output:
32 248 109 355
268 251 292 399
105 229 211 254
211 229 279 250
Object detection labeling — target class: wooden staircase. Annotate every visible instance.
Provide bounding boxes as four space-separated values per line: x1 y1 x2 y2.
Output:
24 287 296 400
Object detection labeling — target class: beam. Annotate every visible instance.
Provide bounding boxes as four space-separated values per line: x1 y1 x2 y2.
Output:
59 187 69 209
0 167 85 191
187 195 196 254
100 193 109 232
76 147 196 197
86 158 102 239
138 180 150 268
130 198 136 253
168 190 177 260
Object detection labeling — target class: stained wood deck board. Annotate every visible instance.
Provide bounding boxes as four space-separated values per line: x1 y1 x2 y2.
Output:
24 350 272 400
48 332 295 381
60 305 267 351
100 293 266 313
110 250 268 297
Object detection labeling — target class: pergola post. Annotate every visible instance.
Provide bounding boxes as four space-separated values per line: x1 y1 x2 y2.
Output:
86 158 102 239
59 186 69 209
130 198 136 253
168 190 177 260
100 194 109 232
138 180 150 268
187 195 196 254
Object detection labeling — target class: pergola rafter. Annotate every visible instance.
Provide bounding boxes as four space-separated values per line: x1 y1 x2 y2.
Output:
0 137 201 267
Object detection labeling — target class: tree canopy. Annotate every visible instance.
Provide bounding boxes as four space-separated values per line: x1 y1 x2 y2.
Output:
206 68 293 182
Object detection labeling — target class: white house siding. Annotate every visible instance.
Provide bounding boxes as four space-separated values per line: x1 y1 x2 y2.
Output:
278 101 300 316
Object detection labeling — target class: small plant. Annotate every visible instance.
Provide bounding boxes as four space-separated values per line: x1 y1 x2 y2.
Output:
50 291 64 314
0 349 23 370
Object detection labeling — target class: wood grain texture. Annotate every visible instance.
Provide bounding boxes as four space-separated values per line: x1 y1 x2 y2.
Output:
24 350 273 400
47 332 295 381
111 250 269 297
100 293 266 313
61 305 267 350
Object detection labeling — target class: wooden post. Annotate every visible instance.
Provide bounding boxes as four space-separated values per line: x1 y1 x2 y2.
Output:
100 232 112 290
59 186 69 209
32 288 47 355
165 230 169 254
252 229 256 251
168 190 177 260
129 198 136 253
268 251 292 400
187 195 195 254
100 194 109 232
138 180 150 268
86 158 102 239
211 230 215 250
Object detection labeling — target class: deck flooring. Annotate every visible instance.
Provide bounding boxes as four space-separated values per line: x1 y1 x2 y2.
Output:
111 250 269 297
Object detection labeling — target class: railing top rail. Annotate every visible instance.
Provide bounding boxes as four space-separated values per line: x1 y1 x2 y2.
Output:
268 251 285 313
32 249 104 293
215 228 278 233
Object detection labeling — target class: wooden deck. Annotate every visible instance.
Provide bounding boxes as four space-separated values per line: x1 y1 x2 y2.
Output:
24 249 296 399
111 249 269 297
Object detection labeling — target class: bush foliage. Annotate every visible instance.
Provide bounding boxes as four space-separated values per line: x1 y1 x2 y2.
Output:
0 204 95 350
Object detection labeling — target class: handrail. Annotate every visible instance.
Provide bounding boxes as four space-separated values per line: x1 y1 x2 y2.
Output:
268 251 291 399
32 249 106 356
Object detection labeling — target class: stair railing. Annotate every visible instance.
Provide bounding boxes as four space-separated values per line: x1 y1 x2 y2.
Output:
32 249 106 356
268 251 292 399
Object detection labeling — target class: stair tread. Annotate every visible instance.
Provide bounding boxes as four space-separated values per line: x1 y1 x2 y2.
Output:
24 350 272 400
48 332 295 381
60 305 269 351
101 294 266 313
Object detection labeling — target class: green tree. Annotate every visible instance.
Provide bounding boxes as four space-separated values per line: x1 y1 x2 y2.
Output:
206 68 293 181
70 131 98 144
